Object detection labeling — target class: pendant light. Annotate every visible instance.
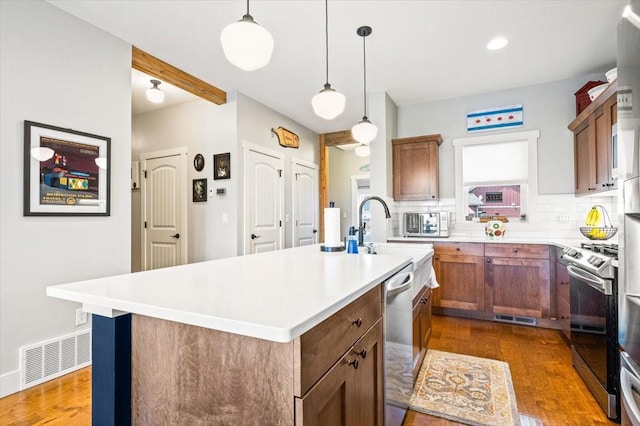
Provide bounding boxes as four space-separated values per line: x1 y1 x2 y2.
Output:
351 26 377 144
354 144 370 157
220 0 274 71
146 79 165 104
311 0 345 120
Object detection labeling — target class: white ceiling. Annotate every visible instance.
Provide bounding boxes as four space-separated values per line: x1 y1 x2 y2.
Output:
49 0 627 133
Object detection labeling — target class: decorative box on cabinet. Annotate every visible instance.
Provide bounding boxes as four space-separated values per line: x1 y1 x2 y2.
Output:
392 134 443 201
569 82 618 196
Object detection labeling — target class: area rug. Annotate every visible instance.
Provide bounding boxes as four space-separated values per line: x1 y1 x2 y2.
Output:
409 349 520 426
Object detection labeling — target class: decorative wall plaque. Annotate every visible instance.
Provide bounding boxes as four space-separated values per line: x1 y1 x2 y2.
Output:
271 127 299 148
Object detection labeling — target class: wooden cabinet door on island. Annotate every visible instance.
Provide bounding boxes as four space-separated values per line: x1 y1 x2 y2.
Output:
412 286 432 380
295 319 383 426
432 243 485 313
485 244 551 320
392 134 443 201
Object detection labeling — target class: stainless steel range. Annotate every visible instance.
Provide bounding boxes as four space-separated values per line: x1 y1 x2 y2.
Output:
562 243 620 421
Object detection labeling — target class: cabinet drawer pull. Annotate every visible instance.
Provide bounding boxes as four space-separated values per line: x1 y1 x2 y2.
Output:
420 298 428 304
588 187 596 191
486 258 492 263
352 318 363 328
355 349 367 359
513 249 519 253
456 247 460 251
347 359 359 369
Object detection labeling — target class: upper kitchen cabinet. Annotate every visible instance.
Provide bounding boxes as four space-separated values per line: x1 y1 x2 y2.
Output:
569 82 618 196
392 134 443 201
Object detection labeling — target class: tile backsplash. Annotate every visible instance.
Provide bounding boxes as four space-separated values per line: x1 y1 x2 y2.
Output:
387 193 619 241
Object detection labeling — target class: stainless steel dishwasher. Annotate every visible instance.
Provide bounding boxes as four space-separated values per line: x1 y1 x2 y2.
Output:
383 262 414 425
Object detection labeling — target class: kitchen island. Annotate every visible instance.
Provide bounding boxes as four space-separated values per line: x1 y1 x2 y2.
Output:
47 245 412 425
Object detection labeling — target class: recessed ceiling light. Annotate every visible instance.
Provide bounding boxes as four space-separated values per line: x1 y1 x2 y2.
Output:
487 36 509 50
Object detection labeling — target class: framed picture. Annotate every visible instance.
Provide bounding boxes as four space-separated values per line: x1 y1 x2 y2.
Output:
23 120 110 216
213 153 231 180
193 153 205 172
192 178 207 202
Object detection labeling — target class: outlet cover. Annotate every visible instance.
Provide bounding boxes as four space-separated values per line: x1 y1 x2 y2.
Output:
75 308 87 326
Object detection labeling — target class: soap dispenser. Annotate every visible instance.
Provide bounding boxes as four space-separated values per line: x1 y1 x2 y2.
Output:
347 226 359 254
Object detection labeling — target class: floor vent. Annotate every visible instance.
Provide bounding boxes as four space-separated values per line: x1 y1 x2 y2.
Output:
493 314 537 327
20 329 91 390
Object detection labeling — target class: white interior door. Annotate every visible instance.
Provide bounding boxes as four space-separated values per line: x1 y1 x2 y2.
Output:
245 145 284 254
292 160 318 247
141 148 187 270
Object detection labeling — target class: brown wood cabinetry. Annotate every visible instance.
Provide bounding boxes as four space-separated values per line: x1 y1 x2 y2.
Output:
485 244 551 319
555 259 571 340
432 243 485 313
295 319 383 426
412 286 432 380
131 286 384 425
569 82 618 196
392 134 443 201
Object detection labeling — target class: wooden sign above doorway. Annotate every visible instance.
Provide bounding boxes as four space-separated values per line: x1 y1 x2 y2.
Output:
271 127 299 149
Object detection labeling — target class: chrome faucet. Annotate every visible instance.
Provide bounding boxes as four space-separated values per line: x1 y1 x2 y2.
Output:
358 196 391 246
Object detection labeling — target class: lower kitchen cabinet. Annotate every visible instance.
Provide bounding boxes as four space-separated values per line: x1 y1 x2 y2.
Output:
432 243 485 313
485 244 551 319
556 259 571 340
412 286 432 380
295 319 383 426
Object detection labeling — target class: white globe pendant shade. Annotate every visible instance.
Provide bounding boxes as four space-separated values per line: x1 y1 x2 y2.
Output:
354 145 370 157
351 117 378 144
221 15 274 71
146 80 165 104
312 84 346 120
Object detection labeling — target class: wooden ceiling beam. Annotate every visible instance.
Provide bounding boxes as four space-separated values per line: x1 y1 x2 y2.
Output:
132 46 227 105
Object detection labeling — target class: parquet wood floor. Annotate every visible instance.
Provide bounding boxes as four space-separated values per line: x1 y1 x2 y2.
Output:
0 314 616 425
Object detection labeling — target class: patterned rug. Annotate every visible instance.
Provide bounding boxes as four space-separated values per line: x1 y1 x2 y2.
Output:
409 350 520 425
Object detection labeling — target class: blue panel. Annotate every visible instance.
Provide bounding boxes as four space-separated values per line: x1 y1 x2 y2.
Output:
92 314 131 426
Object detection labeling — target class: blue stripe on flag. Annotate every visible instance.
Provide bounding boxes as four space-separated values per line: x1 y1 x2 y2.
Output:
467 121 524 131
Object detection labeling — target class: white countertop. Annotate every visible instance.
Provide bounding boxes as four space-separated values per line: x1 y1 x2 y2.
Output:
47 245 411 343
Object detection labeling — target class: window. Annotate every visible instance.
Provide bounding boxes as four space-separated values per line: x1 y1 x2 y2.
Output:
453 130 539 223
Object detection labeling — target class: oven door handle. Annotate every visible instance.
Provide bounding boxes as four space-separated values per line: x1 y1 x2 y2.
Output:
567 264 612 295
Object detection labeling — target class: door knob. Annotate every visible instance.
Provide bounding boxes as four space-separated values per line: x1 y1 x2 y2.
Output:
251 234 260 240
170 233 180 239
312 229 318 234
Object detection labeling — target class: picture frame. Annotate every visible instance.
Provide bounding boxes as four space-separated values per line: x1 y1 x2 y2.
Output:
213 153 231 180
193 153 205 172
24 120 110 216
192 178 207 202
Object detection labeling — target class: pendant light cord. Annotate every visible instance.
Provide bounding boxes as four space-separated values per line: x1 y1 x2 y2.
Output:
324 0 330 85
362 34 368 118
246 0 250 15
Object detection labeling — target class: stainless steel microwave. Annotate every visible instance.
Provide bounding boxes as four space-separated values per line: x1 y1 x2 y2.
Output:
403 212 449 238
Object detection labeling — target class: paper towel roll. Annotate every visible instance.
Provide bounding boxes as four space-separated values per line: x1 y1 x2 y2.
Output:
324 208 341 247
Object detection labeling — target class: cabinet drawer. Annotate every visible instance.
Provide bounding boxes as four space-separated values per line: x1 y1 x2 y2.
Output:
485 243 549 259
293 286 382 397
434 242 484 257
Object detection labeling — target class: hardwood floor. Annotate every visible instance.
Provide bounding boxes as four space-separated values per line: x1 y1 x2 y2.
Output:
0 314 616 425
405 315 615 426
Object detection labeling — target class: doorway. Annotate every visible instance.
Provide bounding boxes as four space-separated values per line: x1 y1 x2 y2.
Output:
292 159 319 247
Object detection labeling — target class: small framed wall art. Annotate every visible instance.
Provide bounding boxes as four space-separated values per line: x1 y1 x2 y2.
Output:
23 120 110 216
193 153 205 172
213 153 230 180
192 178 207 202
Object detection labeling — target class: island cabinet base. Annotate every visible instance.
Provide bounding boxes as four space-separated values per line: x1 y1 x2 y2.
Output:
129 285 384 425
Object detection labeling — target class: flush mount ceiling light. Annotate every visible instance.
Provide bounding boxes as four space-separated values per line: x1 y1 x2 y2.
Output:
487 36 509 50
351 26 378 144
311 0 345 120
220 0 274 71
146 79 165 104
354 144 370 157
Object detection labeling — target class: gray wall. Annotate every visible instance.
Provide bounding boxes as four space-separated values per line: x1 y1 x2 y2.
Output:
398 72 611 196
0 1 131 396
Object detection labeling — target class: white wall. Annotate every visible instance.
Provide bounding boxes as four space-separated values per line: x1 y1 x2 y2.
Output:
398 71 611 197
236 92 318 251
131 98 238 268
0 1 131 397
